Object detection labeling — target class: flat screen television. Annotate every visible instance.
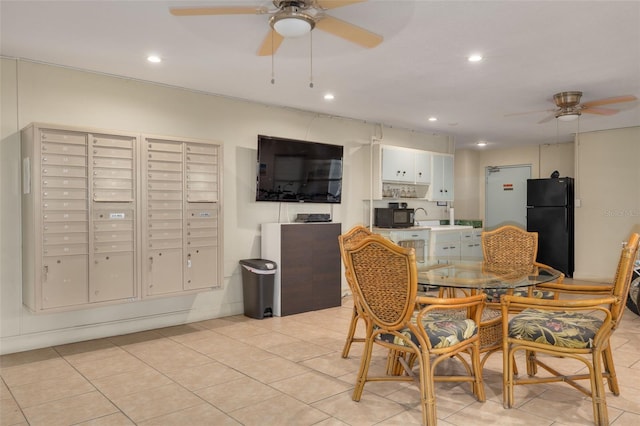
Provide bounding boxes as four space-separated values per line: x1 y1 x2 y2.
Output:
256 135 343 203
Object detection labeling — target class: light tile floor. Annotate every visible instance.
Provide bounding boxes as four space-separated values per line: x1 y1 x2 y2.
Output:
2 284 640 425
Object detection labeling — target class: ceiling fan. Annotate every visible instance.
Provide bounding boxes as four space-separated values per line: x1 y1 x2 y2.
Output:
169 0 383 56
507 91 638 124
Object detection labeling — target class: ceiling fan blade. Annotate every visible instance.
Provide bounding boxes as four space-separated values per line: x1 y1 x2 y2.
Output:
315 15 382 48
537 113 556 124
257 30 285 56
581 107 618 116
316 0 368 10
581 95 637 108
169 6 267 16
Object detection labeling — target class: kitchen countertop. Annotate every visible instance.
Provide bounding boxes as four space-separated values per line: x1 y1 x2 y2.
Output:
374 224 475 232
374 219 482 233
412 225 474 231
413 220 475 231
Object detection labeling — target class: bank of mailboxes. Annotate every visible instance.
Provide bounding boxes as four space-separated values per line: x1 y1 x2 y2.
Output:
21 123 222 313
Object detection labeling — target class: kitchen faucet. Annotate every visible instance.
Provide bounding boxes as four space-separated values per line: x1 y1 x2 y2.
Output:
414 207 428 225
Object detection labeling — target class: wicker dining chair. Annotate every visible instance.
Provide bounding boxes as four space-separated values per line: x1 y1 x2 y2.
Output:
501 232 640 426
339 225 410 374
343 233 486 425
481 224 564 303
338 225 373 358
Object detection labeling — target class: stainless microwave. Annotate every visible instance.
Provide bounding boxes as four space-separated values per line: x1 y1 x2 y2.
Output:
374 208 415 228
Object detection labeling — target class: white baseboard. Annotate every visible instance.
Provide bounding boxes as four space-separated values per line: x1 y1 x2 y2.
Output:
0 304 244 355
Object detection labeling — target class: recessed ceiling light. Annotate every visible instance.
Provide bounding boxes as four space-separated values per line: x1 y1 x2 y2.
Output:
476 141 487 147
324 93 334 101
428 116 437 122
147 55 162 63
468 54 483 62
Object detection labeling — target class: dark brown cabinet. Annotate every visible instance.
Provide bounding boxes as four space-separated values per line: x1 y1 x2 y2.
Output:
262 223 342 316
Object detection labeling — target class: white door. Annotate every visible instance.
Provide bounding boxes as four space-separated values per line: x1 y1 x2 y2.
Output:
485 165 531 230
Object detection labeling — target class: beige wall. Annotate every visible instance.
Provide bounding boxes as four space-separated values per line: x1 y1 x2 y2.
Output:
574 127 640 281
0 59 451 354
540 142 574 178
453 150 481 220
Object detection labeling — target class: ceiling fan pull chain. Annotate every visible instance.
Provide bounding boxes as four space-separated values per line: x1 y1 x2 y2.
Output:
309 31 314 88
271 30 275 85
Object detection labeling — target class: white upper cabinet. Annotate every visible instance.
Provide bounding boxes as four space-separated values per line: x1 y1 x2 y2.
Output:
381 146 416 183
415 151 432 185
371 144 443 200
430 153 454 201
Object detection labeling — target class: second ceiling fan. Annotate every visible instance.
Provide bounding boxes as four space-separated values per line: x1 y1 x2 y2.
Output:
170 0 383 56
539 91 638 123
507 91 638 124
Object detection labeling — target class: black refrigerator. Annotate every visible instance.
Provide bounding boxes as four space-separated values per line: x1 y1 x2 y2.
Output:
526 177 574 277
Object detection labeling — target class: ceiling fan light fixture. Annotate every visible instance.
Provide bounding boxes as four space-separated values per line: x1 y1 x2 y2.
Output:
556 111 580 121
270 11 315 38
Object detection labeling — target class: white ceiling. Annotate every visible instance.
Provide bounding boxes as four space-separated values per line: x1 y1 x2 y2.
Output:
2 0 639 150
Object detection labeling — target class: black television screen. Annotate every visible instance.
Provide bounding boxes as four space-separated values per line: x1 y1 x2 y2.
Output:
256 135 343 203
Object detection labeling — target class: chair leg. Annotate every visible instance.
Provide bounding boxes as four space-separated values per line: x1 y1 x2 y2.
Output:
352 326 374 402
503 344 515 408
471 342 486 402
385 349 401 375
601 344 619 395
525 349 538 376
341 306 360 358
591 350 609 426
417 351 436 426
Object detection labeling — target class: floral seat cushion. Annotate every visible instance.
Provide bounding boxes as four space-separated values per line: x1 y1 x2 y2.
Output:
484 288 555 304
378 311 478 349
508 308 603 349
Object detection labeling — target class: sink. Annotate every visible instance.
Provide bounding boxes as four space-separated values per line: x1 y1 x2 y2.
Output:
415 220 441 227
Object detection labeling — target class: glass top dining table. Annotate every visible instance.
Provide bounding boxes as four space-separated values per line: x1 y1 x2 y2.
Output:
415 259 563 362
417 259 562 291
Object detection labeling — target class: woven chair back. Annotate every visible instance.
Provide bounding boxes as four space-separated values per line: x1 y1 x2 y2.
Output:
344 234 418 330
482 225 538 273
339 226 373 294
339 225 373 263
610 233 640 326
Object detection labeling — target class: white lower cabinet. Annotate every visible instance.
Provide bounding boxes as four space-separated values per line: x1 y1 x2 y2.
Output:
379 227 482 262
460 229 483 260
388 229 430 263
431 231 461 262
428 227 482 262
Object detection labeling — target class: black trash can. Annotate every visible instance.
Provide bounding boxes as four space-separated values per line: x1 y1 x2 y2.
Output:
239 259 276 319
